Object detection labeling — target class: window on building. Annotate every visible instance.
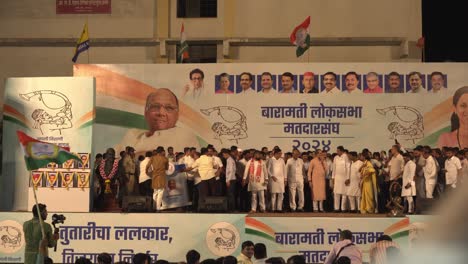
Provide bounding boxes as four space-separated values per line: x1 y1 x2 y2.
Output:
176 44 217 63
177 0 217 18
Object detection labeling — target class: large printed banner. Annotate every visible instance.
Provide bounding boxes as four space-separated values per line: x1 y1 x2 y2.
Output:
244 217 413 263
1 77 95 212
73 63 468 157
0 213 415 264
56 0 111 14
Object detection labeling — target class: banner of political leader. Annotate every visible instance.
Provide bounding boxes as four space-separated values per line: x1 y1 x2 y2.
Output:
1 77 95 212
73 63 467 157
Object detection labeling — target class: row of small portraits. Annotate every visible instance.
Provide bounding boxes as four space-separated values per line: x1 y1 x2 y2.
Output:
29 170 90 189
210 72 447 94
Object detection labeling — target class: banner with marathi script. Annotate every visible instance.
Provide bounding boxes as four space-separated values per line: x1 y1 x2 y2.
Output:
0 212 245 264
1 77 95 212
73 63 468 157
0 212 415 264
244 216 411 263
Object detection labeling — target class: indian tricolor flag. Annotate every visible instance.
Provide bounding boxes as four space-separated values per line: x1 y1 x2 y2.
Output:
177 23 189 63
290 16 311 57
17 131 81 171
245 217 276 241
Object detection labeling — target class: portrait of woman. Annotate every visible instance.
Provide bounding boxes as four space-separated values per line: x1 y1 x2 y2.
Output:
215 73 234 94
438 86 468 149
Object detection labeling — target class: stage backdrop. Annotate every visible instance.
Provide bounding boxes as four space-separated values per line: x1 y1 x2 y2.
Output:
0 212 414 264
73 63 468 157
1 77 95 212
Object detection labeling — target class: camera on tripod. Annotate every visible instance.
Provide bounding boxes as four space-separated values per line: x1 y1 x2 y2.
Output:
51 214 66 252
52 214 66 226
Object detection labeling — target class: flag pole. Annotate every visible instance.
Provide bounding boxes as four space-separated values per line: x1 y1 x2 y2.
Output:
86 16 90 64
30 174 48 256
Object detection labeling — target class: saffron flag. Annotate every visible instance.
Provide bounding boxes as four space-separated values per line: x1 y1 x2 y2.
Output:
16 131 81 171
290 16 311 57
177 23 189 63
72 22 90 63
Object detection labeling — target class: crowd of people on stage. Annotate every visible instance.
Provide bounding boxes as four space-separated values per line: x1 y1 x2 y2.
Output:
92 142 467 214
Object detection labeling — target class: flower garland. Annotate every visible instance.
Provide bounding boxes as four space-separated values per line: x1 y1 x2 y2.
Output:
99 159 119 194
99 159 119 180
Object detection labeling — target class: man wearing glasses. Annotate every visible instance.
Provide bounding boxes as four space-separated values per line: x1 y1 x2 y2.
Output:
116 88 199 155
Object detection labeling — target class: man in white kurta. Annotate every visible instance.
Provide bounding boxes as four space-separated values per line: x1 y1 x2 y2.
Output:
243 151 268 213
388 146 404 181
402 153 416 213
286 149 305 212
347 152 363 212
444 148 462 190
422 147 438 199
267 149 286 212
332 146 350 212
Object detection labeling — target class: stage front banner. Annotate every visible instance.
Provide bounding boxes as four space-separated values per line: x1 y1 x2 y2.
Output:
243 216 411 263
1 77 95 212
0 212 414 264
73 63 468 157
0 213 245 264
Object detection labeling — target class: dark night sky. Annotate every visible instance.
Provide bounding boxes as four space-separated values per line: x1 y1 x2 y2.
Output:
422 1 468 62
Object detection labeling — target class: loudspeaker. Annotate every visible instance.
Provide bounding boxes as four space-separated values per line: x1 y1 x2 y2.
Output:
199 196 227 212
122 195 152 212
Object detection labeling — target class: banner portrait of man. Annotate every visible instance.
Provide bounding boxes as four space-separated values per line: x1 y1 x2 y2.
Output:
116 88 200 154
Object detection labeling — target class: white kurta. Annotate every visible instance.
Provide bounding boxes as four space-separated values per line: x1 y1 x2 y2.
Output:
267 157 286 193
347 160 363 197
402 160 416 197
423 156 438 184
180 155 195 180
286 158 305 184
445 156 462 187
332 154 350 195
388 154 404 181
243 159 268 191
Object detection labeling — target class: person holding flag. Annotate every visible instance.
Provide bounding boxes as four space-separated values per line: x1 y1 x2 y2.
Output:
23 203 58 264
17 131 80 263
290 16 311 57
72 23 90 63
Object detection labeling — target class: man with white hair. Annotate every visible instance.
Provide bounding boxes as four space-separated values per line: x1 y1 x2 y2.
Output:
364 72 383 93
286 149 306 212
